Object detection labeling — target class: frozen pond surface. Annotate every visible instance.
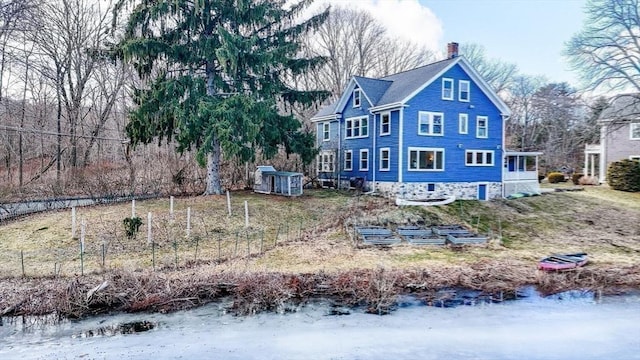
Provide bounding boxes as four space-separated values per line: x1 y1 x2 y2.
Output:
1 288 640 359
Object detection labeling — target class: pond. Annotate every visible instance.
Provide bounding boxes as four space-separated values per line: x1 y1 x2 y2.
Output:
1 287 639 360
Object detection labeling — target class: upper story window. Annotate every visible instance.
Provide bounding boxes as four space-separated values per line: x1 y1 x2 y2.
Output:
442 78 454 100
418 111 444 136
380 112 391 135
476 116 488 138
465 150 494 166
346 116 369 139
408 147 444 171
459 113 468 134
379 148 390 171
459 80 470 102
322 122 330 141
353 88 361 108
631 123 640 140
359 149 369 171
344 150 353 171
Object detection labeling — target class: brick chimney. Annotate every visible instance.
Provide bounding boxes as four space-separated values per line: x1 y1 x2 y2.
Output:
447 42 459 59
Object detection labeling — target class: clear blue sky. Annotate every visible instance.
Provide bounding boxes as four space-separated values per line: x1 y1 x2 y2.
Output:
423 0 587 86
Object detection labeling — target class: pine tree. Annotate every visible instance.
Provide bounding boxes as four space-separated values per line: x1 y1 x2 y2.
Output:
113 0 329 194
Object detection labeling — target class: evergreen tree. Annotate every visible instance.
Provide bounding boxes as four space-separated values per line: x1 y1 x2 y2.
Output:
113 0 329 194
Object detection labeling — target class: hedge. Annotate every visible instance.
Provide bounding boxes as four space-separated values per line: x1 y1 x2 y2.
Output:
607 159 640 192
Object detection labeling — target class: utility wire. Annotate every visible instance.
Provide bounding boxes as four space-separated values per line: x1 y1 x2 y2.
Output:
0 124 129 142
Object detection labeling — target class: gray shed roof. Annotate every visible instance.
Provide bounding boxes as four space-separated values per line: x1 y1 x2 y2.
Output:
599 94 640 122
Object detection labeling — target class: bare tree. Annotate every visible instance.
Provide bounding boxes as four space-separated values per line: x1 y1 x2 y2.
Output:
32 0 114 171
566 0 640 92
505 75 546 152
302 6 436 99
460 43 518 94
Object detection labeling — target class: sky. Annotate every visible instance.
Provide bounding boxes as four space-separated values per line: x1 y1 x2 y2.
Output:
317 0 587 88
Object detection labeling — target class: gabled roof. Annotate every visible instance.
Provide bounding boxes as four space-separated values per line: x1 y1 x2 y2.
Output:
353 76 392 105
599 94 640 122
377 58 457 105
311 55 510 121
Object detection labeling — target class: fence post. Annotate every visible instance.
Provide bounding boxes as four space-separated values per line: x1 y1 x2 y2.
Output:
244 201 249 228
80 220 86 276
71 207 76 239
131 199 136 218
170 196 174 218
226 190 231 216
186 207 191 239
147 212 152 245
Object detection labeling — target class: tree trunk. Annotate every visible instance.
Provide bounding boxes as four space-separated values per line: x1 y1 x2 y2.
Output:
204 61 222 195
205 136 222 195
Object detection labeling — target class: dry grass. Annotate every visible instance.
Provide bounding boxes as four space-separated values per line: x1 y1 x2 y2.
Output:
2 186 640 317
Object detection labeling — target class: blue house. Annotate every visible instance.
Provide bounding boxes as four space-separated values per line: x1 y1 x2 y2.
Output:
311 42 540 201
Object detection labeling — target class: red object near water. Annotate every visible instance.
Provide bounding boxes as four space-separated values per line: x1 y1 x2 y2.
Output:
538 253 588 271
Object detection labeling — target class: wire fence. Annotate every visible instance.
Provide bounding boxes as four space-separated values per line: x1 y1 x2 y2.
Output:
0 194 161 222
0 202 320 278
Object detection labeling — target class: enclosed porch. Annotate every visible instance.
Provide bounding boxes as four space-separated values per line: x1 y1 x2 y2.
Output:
503 151 543 197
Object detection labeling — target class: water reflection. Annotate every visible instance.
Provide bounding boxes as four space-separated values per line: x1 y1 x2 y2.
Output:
1 288 639 360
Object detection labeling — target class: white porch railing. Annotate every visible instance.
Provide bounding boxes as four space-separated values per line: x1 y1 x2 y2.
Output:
504 170 538 181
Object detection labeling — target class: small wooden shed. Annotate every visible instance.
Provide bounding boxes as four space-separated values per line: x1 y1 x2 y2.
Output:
254 166 303 196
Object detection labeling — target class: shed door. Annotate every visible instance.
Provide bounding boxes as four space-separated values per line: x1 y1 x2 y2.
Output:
269 176 276 193
477 184 488 201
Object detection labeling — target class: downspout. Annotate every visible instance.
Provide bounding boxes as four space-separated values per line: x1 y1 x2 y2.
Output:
363 111 377 194
337 115 342 189
599 123 607 183
501 114 509 198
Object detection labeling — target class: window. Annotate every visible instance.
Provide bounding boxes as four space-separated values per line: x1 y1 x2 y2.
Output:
476 116 488 138
344 150 353 171
317 150 335 173
408 148 444 171
379 148 390 171
459 113 468 134
631 123 640 140
322 122 330 141
465 150 494 166
380 112 391 135
459 80 470 102
345 116 369 139
360 149 369 171
427 183 436 192
353 88 361 108
442 78 454 100
418 112 444 136
630 156 640 161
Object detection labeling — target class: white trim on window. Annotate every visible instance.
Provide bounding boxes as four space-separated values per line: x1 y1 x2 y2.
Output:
353 88 361 108
322 122 330 141
344 150 353 171
380 112 391 136
442 78 454 100
631 123 640 140
359 149 369 171
458 113 468 134
459 80 470 102
476 116 488 138
317 150 335 173
408 147 445 171
418 111 444 136
345 116 369 139
465 150 494 166
379 148 390 171
630 155 640 161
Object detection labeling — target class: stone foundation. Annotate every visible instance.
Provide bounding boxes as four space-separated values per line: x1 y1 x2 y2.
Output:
372 181 502 200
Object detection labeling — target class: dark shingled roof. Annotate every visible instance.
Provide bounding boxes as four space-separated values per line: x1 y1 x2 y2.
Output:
599 94 640 122
312 57 461 119
377 58 457 105
353 76 393 105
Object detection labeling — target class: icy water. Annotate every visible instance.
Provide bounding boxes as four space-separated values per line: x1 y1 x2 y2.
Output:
1 288 639 360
